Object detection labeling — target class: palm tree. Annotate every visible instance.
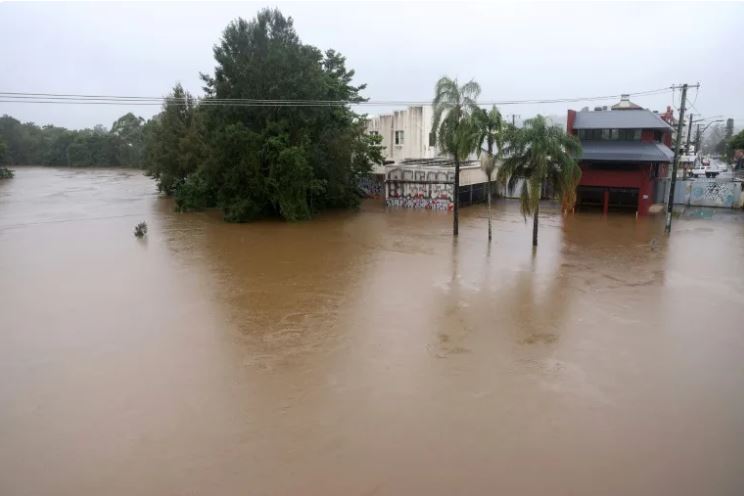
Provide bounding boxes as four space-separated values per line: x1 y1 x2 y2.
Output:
432 77 481 236
497 115 582 247
472 106 507 241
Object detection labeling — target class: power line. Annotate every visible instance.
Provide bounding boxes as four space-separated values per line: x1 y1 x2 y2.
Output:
0 87 674 108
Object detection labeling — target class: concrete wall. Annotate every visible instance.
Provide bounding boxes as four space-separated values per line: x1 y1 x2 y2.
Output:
672 180 743 208
367 105 439 163
385 164 455 210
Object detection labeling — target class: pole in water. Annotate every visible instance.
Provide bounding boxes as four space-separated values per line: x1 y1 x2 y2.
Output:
665 83 689 234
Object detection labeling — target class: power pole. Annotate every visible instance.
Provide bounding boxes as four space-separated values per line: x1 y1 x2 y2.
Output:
666 83 689 233
685 113 693 152
695 124 701 153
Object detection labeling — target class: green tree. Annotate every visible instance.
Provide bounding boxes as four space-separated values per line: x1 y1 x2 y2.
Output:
471 105 508 241
431 76 481 236
177 8 381 222
145 84 205 193
497 115 582 247
111 113 146 166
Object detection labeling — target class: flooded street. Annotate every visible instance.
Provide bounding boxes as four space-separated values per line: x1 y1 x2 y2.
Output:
1 167 744 495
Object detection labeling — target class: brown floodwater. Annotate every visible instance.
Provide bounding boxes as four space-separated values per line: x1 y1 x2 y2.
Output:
1 167 744 495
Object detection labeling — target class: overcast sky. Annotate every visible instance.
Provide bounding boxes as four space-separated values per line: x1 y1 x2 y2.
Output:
1 1 742 130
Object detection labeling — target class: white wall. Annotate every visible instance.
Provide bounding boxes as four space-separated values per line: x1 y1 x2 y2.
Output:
367 105 439 162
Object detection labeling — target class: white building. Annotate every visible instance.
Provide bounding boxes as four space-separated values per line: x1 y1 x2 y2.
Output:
366 105 439 164
366 105 494 209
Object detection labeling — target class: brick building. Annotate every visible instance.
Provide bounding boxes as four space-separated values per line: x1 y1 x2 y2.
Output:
567 95 674 215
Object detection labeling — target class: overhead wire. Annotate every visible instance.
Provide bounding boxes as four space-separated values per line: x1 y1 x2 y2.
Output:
0 87 674 108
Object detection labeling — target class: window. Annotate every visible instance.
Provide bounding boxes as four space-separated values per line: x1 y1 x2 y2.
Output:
368 130 379 136
618 129 641 141
579 128 641 141
395 130 405 145
653 130 663 143
429 132 436 147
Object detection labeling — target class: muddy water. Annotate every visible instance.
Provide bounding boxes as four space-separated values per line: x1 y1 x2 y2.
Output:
1 167 744 496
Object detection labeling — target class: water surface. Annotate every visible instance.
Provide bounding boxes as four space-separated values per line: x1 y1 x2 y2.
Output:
1 167 743 495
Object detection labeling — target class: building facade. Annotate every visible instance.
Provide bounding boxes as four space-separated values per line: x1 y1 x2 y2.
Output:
567 96 674 215
366 105 439 163
366 106 492 210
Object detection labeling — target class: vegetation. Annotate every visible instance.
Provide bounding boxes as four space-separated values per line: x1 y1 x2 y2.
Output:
725 128 744 162
431 76 481 236
497 115 582 247
0 139 11 178
134 222 148 238
143 9 383 222
472 105 509 241
0 113 147 167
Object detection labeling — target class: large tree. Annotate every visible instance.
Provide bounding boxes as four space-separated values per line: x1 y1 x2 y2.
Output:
472 105 508 242
431 76 481 236
165 8 382 222
497 115 582 247
144 84 205 194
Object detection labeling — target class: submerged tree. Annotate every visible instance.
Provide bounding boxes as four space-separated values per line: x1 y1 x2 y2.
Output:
431 77 481 236
142 8 382 222
497 115 582 247
472 105 508 241
144 84 205 194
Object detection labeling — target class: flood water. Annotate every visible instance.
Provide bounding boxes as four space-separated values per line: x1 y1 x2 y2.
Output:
1 167 744 496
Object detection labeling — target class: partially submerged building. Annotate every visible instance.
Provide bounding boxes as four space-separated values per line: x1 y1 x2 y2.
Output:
366 106 489 210
567 95 674 215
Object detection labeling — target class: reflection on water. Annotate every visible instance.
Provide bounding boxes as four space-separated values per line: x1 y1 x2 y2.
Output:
1 167 744 495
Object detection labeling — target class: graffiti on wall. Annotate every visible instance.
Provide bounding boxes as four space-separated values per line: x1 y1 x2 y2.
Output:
385 166 455 210
688 181 737 208
358 174 384 198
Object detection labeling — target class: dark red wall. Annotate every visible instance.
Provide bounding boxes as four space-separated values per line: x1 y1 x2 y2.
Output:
579 163 654 214
567 110 576 136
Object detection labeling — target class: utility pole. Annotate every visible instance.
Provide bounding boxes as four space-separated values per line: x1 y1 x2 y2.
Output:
695 124 701 153
685 113 693 152
666 83 689 233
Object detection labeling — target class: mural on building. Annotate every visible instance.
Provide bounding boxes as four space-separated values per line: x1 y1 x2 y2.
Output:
385 166 455 210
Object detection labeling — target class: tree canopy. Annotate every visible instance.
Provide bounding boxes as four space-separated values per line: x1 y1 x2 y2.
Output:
0 113 146 167
144 8 383 222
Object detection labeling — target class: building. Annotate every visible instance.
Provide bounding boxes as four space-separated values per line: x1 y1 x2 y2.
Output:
366 106 490 210
567 95 674 215
366 105 439 164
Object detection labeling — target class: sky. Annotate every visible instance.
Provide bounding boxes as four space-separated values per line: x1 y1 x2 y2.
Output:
0 1 742 130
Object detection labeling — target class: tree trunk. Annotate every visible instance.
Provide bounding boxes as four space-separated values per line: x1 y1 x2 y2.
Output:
532 202 539 247
487 177 492 241
453 157 460 236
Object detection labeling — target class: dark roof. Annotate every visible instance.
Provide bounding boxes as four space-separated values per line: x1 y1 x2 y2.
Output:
573 110 672 130
580 141 674 162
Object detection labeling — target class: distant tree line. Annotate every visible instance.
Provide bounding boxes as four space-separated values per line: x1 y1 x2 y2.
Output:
143 8 384 222
0 112 147 167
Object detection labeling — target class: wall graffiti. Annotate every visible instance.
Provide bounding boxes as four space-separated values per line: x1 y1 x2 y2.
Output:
385 166 455 210
683 180 738 208
358 174 384 198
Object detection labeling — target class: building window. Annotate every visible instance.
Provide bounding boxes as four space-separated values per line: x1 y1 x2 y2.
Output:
618 129 641 141
653 130 663 143
395 130 405 145
368 130 379 136
580 128 642 141
429 132 436 147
